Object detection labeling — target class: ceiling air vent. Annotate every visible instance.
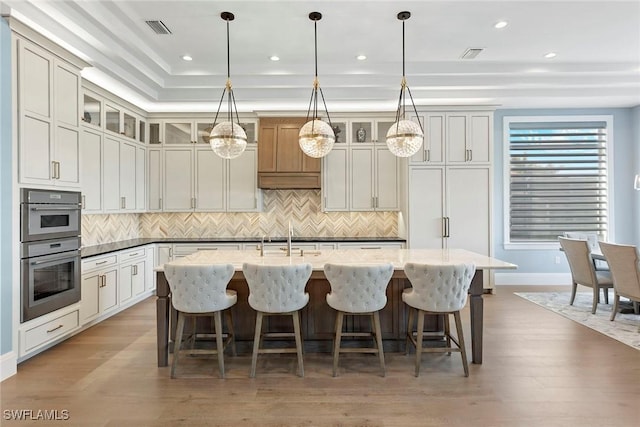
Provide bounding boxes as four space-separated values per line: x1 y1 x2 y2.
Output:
145 20 172 35
460 48 484 59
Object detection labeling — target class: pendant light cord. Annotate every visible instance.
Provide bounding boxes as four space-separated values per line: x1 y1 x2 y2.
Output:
393 13 423 133
304 14 333 129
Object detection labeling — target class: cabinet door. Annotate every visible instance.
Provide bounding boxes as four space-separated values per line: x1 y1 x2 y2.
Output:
322 147 348 211
100 269 118 313
468 113 491 163
446 167 490 255
54 61 80 128
374 147 399 210
55 126 80 186
163 148 194 211
80 273 100 323
228 146 260 211
195 148 225 211
102 136 121 212
135 146 146 210
119 141 136 211
350 147 374 210
20 116 52 184
164 121 194 144
258 122 277 172
81 129 102 212
20 40 52 119
147 149 162 211
410 113 444 165
446 114 468 163
119 264 133 303
408 167 445 249
145 248 156 291
132 260 146 297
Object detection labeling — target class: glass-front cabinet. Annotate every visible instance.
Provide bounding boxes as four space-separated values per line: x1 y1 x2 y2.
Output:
105 104 120 134
150 119 258 146
123 112 136 140
349 118 395 144
82 94 101 127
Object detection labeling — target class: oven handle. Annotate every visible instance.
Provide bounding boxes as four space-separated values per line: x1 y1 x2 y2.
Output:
30 252 80 266
30 206 81 211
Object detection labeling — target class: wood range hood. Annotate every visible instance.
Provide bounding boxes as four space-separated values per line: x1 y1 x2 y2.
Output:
257 117 321 189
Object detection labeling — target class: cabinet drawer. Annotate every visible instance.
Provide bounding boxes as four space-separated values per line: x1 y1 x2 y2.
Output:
120 247 147 261
82 254 117 271
173 243 242 258
24 310 79 352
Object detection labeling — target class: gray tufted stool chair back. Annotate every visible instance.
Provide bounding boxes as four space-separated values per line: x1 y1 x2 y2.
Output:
242 263 312 377
324 263 394 377
165 263 237 378
402 263 475 377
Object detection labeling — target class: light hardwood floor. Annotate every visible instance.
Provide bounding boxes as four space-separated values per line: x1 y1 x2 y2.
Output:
1 285 639 426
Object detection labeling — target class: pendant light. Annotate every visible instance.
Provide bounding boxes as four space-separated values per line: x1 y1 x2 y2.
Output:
299 12 335 158
386 11 423 158
209 11 247 159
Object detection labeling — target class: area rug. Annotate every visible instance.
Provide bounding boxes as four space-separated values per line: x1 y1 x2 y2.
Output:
514 292 640 350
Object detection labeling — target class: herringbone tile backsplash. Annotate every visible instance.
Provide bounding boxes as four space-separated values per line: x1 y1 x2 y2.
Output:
82 190 398 246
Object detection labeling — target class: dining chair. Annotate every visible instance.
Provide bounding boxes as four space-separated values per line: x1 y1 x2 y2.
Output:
324 263 394 377
242 262 312 377
403 263 475 377
598 242 640 323
563 231 609 271
164 263 237 378
559 237 613 314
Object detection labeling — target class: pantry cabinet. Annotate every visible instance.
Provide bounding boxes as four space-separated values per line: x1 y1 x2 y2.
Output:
15 35 86 189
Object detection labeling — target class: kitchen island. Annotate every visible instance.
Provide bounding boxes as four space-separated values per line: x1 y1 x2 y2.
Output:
155 248 517 367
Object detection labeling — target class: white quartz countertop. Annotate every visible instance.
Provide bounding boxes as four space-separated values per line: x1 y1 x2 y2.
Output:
155 248 517 272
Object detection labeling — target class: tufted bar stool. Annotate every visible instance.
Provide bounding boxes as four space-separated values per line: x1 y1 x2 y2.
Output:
242 263 312 377
403 263 475 377
164 262 237 379
324 263 394 377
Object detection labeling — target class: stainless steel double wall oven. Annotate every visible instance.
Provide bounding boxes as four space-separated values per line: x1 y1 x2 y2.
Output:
20 188 82 322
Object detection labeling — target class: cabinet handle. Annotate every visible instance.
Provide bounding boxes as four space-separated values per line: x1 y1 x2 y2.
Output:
98 275 104 288
445 217 451 238
96 260 108 265
169 248 173 258
46 324 64 333
132 265 138 275
191 198 195 209
81 195 86 209
159 198 163 210
129 252 140 257
442 217 447 238
121 197 126 209
426 149 430 162
56 161 61 179
469 149 473 161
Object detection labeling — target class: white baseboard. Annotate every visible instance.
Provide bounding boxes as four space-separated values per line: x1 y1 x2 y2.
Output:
494 272 571 286
0 351 17 381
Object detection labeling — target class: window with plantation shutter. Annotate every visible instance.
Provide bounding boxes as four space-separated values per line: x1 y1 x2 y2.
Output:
504 116 612 248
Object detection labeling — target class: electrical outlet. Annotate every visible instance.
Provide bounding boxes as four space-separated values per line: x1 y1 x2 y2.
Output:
555 256 561 264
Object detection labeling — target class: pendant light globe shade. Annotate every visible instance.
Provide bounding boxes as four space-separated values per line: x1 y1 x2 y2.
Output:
299 119 335 158
209 121 247 159
386 119 423 157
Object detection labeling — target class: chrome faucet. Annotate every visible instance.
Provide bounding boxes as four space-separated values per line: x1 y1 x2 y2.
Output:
259 235 266 257
286 221 293 257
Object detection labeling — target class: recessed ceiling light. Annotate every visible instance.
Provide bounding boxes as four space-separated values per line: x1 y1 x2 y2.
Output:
544 52 557 59
494 21 508 29
269 55 280 61
356 54 367 61
182 55 193 61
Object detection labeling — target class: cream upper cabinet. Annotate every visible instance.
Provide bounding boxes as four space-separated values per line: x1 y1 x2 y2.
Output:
446 112 492 164
349 146 399 211
100 136 145 213
160 145 260 212
147 148 162 211
409 113 445 165
322 146 349 211
17 37 83 188
81 128 103 213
